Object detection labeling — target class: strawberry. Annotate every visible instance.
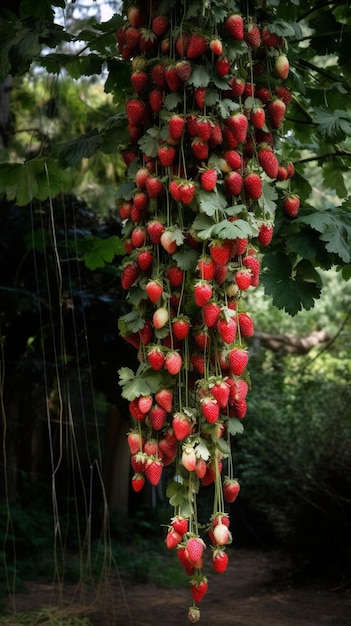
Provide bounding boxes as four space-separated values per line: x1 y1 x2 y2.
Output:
258 222 274 246
215 56 231 77
131 452 146 473
201 396 220 423
147 345 165 370
131 225 146 248
149 404 167 430
275 85 292 105
138 394 153 415
209 239 231 265
213 523 231 546
195 457 207 479
128 6 144 28
145 457 163 486
190 576 208 603
175 33 190 57
225 171 243 196
152 14 169 37
160 229 177 253
194 86 207 109
258 146 279 179
148 89 164 113
209 37 223 55
172 316 191 340
145 175 164 198
182 443 197 471
125 26 141 51
165 350 182 375
185 537 205 565
244 172 262 200
243 254 260 278
139 28 156 53
194 281 213 307
169 114 185 139
172 411 192 440
283 193 300 218
151 62 167 89
169 179 182 201
223 477 240 503
202 302 221 327
131 473 145 492
146 219 165 244
277 164 288 181
167 264 184 287
217 317 237 344
223 149 242 171
238 312 254 337
214 264 228 284
196 118 212 142
165 65 182 92
275 53 289 80
121 262 140 290
228 347 249 375
155 388 173 413
126 99 146 125
191 137 209 161
157 144 176 167
153 307 169 329
129 398 145 420
179 181 196 205
171 515 189 536
226 112 248 143
139 320 153 345
212 548 229 573
135 167 149 190
210 379 230 409
177 546 195 575
225 14 244 40
166 528 183 549
119 201 132 220
127 431 145 455
209 122 223 148
133 191 148 211
197 255 216 280
175 59 192 81
244 23 261 48
235 268 252 290
286 162 295 178
137 249 153 272
250 105 265 129
261 26 280 47
267 98 286 129
230 77 245 98
131 70 149 93
187 33 208 59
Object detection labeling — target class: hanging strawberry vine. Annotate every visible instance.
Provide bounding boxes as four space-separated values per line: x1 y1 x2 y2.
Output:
116 0 296 621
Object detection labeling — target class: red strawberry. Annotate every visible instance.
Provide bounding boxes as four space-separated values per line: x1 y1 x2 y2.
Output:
153 306 169 329
125 26 141 51
196 255 216 280
261 26 280 47
258 222 274 246
277 164 288 181
169 114 185 140
228 347 249 375
217 317 237 344
244 23 261 48
172 412 192 440
147 345 165 370
230 77 245 98
146 175 164 198
133 191 148 212
165 350 182 375
139 28 156 53
286 162 295 178
275 53 289 80
169 179 182 201
196 118 212 141
171 515 189 536
131 225 146 248
145 279 163 303
157 144 176 167
149 404 167 431
135 167 149 190
267 98 286 129
194 87 207 109
127 431 145 455
193 328 210 351
216 56 231 77
138 395 153 415
180 181 196 205
167 264 184 287
210 379 230 409
160 229 177 253
243 254 260 277
172 316 191 340
145 457 163 486
226 112 248 143
165 65 182 92
212 548 229 573
166 528 183 549
175 33 190 57
225 171 243 196
202 302 221 327
194 281 213 307
209 37 223 55
209 121 223 148
191 137 209 161
225 14 244 40
119 201 132 220
283 193 300 218
155 388 173 413
151 62 167 89
121 262 140 290
187 33 208 59
191 353 205 375
190 576 208 603
146 219 165 244
244 172 262 200
195 458 207 479
223 477 240 503
129 398 145 420
175 60 192 81
235 268 252 290
139 320 153 345
131 70 149 93
201 396 220 423
128 6 144 28
275 85 292 105
223 149 242 171
152 15 169 37
238 312 254 337
131 473 145 492
137 249 153 272
149 89 164 113
250 105 265 129
185 537 205 565
258 146 279 179
209 239 231 265
126 99 146 125
199 168 217 193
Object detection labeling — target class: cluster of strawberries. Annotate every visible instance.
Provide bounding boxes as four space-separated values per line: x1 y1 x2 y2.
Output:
117 0 295 619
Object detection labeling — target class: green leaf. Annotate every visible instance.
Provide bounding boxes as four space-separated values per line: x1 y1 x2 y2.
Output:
297 208 351 263
119 310 145 333
166 480 187 507
188 65 211 88
195 439 211 462
81 235 124 270
227 419 244 436
58 129 102 167
0 159 69 205
172 248 199 271
115 181 136 201
212 218 253 239
118 367 135 383
192 214 215 239
197 188 227 217
322 161 348 198
164 92 182 111
262 253 322 315
138 127 160 157
258 182 278 216
313 108 351 143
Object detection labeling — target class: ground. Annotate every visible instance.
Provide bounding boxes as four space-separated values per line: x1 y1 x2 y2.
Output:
4 549 351 626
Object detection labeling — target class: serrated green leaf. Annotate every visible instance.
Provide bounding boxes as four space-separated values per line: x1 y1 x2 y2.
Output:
120 378 152 401
258 182 278 216
163 92 182 111
297 209 351 263
227 419 244 436
172 248 199 271
322 162 347 198
198 188 227 217
81 235 124 270
192 214 215 239
313 108 351 143
195 438 211 461
58 129 102 167
188 65 211 88
119 310 145 333
115 181 136 201
212 218 253 239
118 367 136 383
166 480 187 506
218 98 240 119
0 159 68 206
138 128 159 157
216 437 231 456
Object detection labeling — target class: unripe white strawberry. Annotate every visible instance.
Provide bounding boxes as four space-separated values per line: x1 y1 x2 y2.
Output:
153 307 169 329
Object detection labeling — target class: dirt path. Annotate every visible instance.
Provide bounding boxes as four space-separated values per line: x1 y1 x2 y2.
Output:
4 549 351 625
